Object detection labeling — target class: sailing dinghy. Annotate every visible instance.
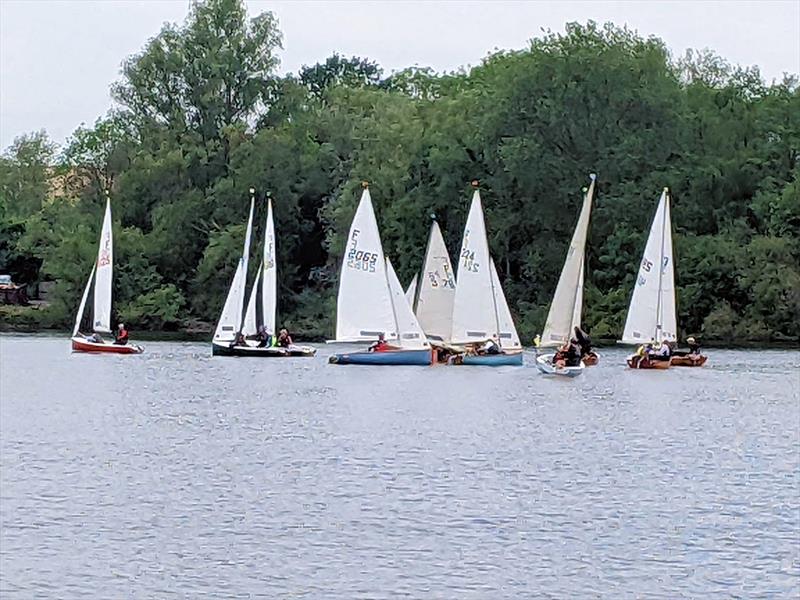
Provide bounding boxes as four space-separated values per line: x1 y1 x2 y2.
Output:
620 188 676 369
536 175 598 375
71 196 143 354
329 184 432 366
449 183 523 366
212 191 315 357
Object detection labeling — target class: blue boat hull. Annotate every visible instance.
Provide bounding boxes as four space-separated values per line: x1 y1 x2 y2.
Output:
460 352 524 366
329 349 432 365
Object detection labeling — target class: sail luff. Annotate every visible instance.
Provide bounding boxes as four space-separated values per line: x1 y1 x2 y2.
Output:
92 198 113 333
539 175 595 347
72 264 96 337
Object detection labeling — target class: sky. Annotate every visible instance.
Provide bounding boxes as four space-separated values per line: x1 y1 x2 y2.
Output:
1 0 798 151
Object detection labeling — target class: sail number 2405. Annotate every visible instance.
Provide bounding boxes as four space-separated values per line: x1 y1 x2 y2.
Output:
346 228 377 272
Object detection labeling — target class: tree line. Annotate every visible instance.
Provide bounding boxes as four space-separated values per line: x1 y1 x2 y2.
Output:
1 0 798 342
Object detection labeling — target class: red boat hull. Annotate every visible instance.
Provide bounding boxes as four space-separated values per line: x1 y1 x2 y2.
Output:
671 355 708 367
626 355 671 369
71 337 143 354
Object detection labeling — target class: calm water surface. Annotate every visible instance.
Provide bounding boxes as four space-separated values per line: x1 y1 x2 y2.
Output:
1 334 798 598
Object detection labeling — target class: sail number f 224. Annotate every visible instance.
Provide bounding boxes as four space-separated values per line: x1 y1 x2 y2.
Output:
346 228 377 273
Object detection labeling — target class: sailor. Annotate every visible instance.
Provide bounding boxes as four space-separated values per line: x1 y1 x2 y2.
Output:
574 326 592 358
85 332 104 343
230 331 247 348
480 335 501 355
277 328 293 348
114 323 129 345
368 333 390 352
687 336 700 355
256 325 273 348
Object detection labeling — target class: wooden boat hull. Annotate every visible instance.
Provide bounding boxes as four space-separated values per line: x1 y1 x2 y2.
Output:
459 352 524 366
670 355 707 367
212 342 316 357
71 337 144 354
328 348 432 365
582 351 599 366
536 354 584 377
626 355 671 369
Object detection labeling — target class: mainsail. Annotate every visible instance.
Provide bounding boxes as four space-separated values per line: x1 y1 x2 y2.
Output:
334 187 397 341
242 265 262 337
93 198 113 333
540 175 596 347
386 259 429 349
213 197 255 343
621 188 677 344
450 188 519 346
415 219 456 343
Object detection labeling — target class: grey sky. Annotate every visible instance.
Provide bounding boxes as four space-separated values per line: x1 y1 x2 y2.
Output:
1 0 798 151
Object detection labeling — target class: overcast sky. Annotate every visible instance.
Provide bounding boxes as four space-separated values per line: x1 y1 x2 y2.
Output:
1 0 798 151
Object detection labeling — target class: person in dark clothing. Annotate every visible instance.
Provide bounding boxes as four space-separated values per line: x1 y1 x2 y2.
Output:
673 336 701 357
230 332 246 348
574 326 592 357
114 323 129 345
256 325 273 348
554 339 582 368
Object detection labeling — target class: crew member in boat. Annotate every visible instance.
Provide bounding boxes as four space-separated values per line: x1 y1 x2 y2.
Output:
673 336 701 357
277 328 293 348
478 335 501 355
230 332 247 348
256 325 275 348
649 340 672 361
368 333 391 352
114 323 129 345
574 326 594 359
554 338 581 368
85 332 104 343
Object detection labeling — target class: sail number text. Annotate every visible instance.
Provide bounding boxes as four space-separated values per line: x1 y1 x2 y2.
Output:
346 229 377 272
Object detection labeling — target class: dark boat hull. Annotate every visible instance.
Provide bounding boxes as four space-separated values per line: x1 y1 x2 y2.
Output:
626 355 671 369
212 342 316 357
328 349 432 365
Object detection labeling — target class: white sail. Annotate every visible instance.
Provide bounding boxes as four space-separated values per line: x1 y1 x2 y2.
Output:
241 265 262 337
621 189 677 344
540 176 595 347
213 198 255 343
450 190 499 344
404 274 418 306
386 258 429 349
334 188 397 341
72 264 96 337
92 198 113 333
415 220 456 343
262 198 277 335
490 259 521 349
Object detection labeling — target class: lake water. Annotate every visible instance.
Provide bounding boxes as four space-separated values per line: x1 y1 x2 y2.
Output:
1 334 798 598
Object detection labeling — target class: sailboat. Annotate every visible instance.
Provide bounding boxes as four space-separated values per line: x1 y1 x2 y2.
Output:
620 187 676 369
535 175 597 376
412 217 456 345
71 195 143 354
329 183 432 365
449 182 523 366
211 191 315 357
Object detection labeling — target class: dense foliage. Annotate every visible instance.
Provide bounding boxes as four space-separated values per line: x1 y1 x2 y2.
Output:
1 0 798 341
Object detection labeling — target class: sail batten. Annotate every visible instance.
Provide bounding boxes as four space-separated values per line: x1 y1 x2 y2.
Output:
621 189 677 344
540 176 595 347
